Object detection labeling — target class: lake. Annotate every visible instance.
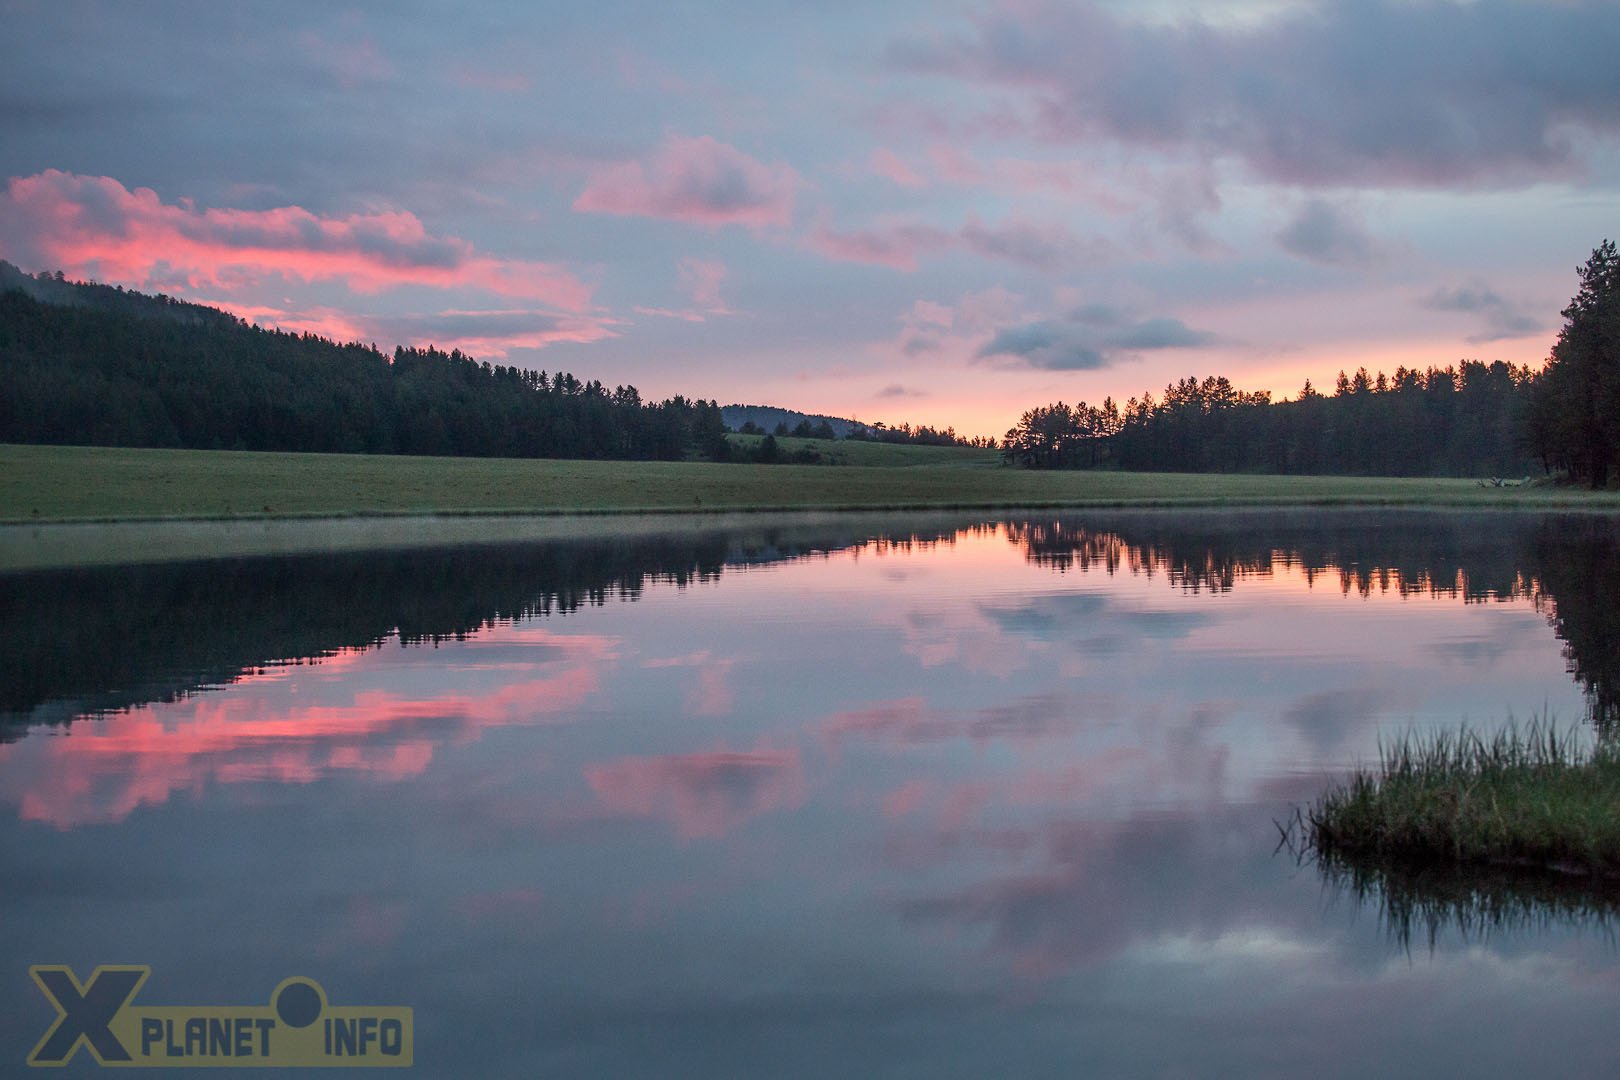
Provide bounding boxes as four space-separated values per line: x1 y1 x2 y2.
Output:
4 508 1619 1076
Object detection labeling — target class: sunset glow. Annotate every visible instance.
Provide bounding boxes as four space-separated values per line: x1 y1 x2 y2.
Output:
2 2 1617 433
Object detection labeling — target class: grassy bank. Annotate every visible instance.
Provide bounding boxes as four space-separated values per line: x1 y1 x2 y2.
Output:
5 443 1619 523
1306 724 1620 878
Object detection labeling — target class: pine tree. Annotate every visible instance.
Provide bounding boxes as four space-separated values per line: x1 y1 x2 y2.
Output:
1529 240 1620 488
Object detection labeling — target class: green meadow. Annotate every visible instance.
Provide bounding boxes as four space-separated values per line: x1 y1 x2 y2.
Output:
5 442 1619 525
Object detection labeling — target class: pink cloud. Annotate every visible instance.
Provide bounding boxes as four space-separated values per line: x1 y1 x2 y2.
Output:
804 222 950 271
584 748 807 840
882 779 932 819
820 697 955 748
927 143 988 185
573 135 799 229
202 301 618 357
0 170 593 310
204 302 373 344
925 143 1135 210
807 216 1103 272
297 28 394 88
679 257 729 310
634 256 735 323
632 305 707 323
870 147 927 188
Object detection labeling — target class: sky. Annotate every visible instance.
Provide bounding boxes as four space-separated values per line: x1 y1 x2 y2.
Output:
2 0 1618 439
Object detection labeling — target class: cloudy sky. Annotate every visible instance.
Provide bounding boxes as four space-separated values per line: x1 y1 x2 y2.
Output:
3 0 1617 437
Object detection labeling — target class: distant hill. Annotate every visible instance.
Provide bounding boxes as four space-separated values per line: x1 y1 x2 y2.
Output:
722 403 995 449
721 404 865 437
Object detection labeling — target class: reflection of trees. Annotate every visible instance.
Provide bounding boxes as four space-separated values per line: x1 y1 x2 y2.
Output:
11 509 1619 742
1006 519 1276 592
2 520 974 739
1009 510 1620 730
1006 511 1537 599
1528 517 1620 733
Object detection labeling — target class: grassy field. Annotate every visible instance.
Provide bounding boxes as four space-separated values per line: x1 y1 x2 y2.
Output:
3 442 1619 523
1304 724 1620 878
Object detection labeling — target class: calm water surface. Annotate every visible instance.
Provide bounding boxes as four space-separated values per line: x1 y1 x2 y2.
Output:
4 509 1619 1077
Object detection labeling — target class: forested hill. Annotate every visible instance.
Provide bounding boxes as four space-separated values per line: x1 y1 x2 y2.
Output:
0 267 729 461
0 260 239 328
721 404 861 438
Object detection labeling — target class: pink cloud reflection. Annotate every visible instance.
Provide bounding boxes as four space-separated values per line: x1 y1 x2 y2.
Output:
0 633 614 828
585 748 807 840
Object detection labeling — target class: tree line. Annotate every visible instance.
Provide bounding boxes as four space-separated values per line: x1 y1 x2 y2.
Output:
1004 241 1620 486
1002 363 1537 476
0 263 993 462
0 279 732 461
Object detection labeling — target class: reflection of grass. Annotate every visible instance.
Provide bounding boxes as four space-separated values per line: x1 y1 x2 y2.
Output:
1307 723 1620 877
1287 723 1620 949
7 443 1620 523
1317 853 1620 953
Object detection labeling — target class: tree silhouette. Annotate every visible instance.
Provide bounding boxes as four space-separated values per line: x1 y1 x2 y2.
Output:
0 268 738 464
1527 240 1620 488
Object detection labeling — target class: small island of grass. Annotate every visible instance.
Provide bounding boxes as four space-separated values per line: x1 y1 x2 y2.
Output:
1305 723 1620 879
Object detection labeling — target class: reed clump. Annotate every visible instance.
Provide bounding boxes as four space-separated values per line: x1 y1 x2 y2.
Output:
1307 722 1620 877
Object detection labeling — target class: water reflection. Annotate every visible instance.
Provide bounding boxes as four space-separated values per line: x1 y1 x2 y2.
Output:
10 512 1620 734
1005 513 1540 598
1006 511 1619 727
1 519 972 736
6 626 616 825
1313 854 1620 955
5 509 1620 1075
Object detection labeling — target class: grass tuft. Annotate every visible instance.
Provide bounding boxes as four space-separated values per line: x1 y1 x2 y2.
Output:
1305 721 1620 877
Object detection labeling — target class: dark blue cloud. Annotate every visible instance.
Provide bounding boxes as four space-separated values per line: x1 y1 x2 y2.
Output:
977 321 1110 371
976 311 1217 371
1420 281 1545 342
1275 200 1381 267
891 1 1620 189
1107 316 1217 351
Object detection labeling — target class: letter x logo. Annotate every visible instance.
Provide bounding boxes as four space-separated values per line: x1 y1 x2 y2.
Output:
28 965 149 1066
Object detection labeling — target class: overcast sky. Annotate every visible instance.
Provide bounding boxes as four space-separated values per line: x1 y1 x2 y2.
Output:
3 0 1617 436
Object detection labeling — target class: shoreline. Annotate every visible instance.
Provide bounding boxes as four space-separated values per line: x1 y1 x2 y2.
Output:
5 500 1619 572
9 483 1620 526
6 442 1620 569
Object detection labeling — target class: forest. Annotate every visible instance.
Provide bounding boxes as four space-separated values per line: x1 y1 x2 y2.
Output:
1003 240 1620 486
1000 363 1538 477
0 264 730 462
4 241 1617 484
0 263 985 463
